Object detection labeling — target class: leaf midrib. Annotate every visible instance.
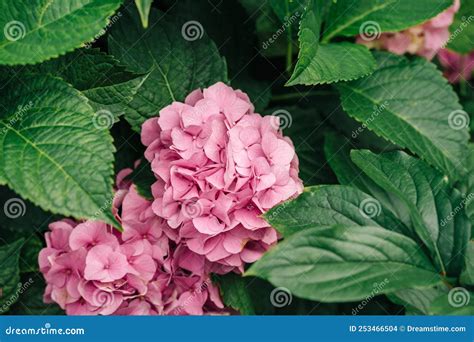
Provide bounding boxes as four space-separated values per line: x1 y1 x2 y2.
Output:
0 120 107 217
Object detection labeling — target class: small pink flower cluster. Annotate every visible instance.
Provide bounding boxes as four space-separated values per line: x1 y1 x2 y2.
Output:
39 169 225 315
357 0 460 60
438 48 474 83
141 82 303 273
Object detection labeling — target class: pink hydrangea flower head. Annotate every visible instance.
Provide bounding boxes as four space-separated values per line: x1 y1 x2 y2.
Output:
39 171 226 315
438 48 474 83
357 0 460 60
141 82 303 273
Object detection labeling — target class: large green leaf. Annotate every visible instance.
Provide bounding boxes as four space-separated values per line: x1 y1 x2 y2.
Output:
288 42 376 86
337 53 469 181
109 7 227 131
28 48 147 119
0 239 24 312
263 185 409 238
323 0 452 41
460 241 474 286
324 133 411 227
447 0 474 54
0 75 118 227
0 0 122 65
428 290 474 315
351 150 471 276
246 225 442 302
388 286 448 315
214 273 255 315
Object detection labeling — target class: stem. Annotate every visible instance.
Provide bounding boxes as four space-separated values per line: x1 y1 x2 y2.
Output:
285 0 293 76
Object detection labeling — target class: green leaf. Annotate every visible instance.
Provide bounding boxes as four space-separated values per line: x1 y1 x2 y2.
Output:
0 75 118 228
134 0 153 28
0 228 43 274
460 241 474 286
246 225 442 302
0 239 24 312
323 0 453 41
214 273 255 315
388 286 448 315
324 133 408 225
288 42 376 86
447 1 474 54
109 7 228 131
263 185 409 238
27 48 148 119
428 290 474 315
337 53 469 181
8 273 64 315
351 150 471 276
232 76 271 113
0 0 122 65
